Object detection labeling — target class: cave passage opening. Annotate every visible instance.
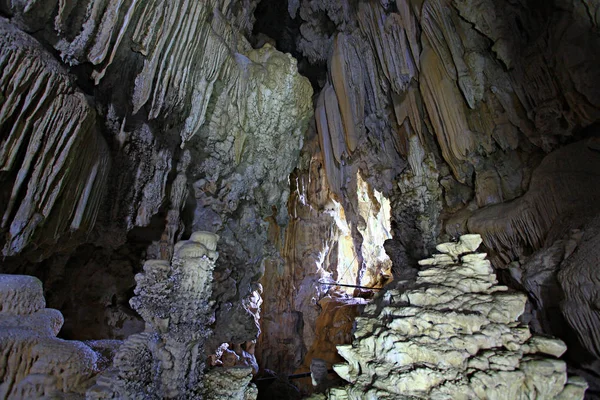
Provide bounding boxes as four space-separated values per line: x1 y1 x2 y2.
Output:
323 171 393 295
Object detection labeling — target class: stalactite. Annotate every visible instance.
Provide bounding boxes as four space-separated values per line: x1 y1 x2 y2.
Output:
0 18 109 257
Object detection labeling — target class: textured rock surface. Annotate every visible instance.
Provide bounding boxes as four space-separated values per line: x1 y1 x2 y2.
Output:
330 235 587 399
0 0 313 358
509 215 600 395
450 139 600 266
286 0 600 276
203 366 257 400
0 274 104 398
0 18 109 259
1 0 600 396
291 0 600 270
87 232 237 399
268 0 600 387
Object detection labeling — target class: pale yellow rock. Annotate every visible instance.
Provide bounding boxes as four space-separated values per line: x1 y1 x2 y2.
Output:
0 274 101 398
435 234 483 257
0 274 45 315
189 231 219 251
89 233 255 399
526 335 568 358
329 235 585 399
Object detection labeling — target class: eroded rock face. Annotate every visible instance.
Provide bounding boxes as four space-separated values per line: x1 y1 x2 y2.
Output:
0 274 104 398
275 0 600 387
509 215 600 395
449 139 600 266
330 235 587 399
1 0 600 396
290 0 600 269
203 366 258 400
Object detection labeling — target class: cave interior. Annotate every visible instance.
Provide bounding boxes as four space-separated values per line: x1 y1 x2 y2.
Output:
0 0 600 399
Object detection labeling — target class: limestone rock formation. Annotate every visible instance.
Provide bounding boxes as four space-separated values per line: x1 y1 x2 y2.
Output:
87 232 257 399
203 366 258 400
509 215 600 394
450 139 600 265
0 274 104 398
0 0 313 358
256 0 600 386
330 235 587 399
292 0 600 270
1 0 600 397
0 17 109 259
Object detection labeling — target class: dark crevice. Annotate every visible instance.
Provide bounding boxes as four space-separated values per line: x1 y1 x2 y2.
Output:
252 0 326 92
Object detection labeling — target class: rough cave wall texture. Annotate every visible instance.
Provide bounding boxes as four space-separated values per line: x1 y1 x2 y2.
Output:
266 0 600 394
1 0 600 398
0 0 312 353
327 235 588 400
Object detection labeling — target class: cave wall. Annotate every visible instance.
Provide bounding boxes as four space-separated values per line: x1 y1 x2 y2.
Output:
255 0 600 392
0 0 313 361
292 0 600 267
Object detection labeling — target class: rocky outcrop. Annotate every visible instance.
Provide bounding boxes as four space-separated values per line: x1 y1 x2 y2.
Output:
449 139 600 265
0 274 104 398
87 232 258 399
509 215 600 394
1 0 600 396
203 366 258 400
269 0 600 386
330 235 587 399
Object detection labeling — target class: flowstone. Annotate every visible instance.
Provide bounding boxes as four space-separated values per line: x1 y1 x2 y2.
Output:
329 235 587 399
0 274 103 399
88 232 256 399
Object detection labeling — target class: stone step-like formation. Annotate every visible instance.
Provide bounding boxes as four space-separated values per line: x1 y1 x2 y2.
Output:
330 234 587 399
0 274 103 399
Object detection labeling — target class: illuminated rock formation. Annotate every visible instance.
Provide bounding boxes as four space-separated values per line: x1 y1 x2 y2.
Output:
330 235 587 399
294 0 600 269
0 0 313 356
1 0 600 396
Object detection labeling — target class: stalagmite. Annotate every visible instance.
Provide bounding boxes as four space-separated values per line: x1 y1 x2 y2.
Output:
1 0 600 397
329 235 587 399
88 232 256 399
